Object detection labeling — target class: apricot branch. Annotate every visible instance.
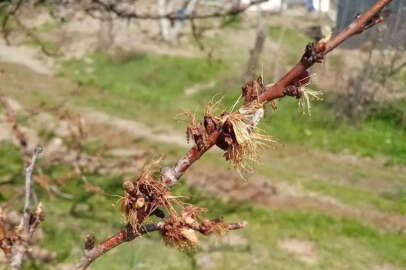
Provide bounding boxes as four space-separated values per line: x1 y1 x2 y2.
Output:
88 0 267 21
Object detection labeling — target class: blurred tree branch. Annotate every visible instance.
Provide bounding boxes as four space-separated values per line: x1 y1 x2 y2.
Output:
87 0 266 21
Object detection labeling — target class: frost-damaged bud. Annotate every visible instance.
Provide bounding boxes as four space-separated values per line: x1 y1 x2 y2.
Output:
159 205 246 251
283 85 302 99
301 43 324 68
282 69 323 115
181 228 199 244
84 234 96 250
159 206 205 250
242 76 266 104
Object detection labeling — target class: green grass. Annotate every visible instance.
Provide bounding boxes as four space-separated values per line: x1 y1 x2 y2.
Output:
261 99 406 164
60 52 227 125
1 143 406 270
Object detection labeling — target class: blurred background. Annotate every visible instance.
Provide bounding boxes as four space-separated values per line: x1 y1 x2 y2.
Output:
0 0 405 269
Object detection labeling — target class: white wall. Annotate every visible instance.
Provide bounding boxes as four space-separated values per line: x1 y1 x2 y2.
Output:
242 0 285 12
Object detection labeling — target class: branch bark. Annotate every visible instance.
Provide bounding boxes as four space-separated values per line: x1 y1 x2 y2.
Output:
0 93 29 166
74 0 393 268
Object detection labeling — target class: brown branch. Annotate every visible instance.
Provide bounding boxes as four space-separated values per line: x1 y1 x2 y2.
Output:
163 0 393 185
0 146 44 270
88 0 267 21
74 220 245 270
0 93 30 166
74 0 393 268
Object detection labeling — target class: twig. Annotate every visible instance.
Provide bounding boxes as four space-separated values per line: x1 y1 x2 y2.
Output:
1 0 24 45
74 0 393 269
23 145 43 234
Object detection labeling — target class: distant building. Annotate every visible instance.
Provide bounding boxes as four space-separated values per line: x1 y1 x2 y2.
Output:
336 0 406 48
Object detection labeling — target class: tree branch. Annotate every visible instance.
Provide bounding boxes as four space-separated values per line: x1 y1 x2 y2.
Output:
74 220 245 270
74 0 393 268
163 0 393 185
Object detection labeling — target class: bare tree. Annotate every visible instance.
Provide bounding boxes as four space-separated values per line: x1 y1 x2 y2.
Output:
0 146 44 270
